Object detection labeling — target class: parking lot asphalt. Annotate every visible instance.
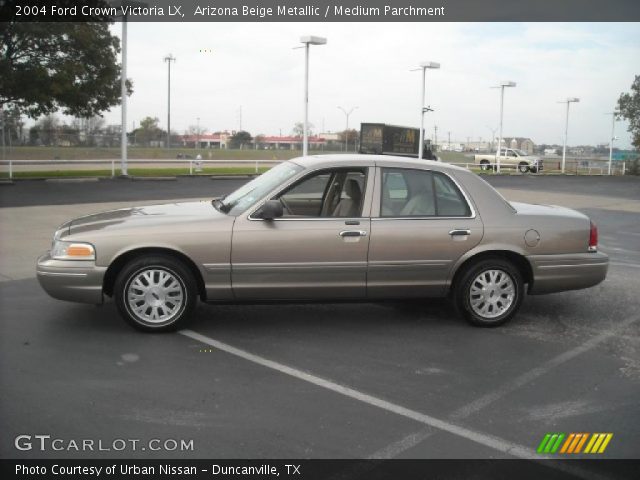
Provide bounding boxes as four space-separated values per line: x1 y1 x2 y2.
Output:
1 175 639 468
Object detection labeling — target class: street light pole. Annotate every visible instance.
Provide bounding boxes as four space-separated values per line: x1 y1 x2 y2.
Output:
416 61 440 160
607 110 620 175
492 81 516 173
120 16 128 176
299 36 327 157
164 54 175 149
337 106 358 152
559 97 580 174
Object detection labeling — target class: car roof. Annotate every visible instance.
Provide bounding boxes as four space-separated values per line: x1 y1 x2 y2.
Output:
289 154 468 172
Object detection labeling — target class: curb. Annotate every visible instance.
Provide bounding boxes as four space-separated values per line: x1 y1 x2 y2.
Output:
130 176 177 181
45 177 100 183
209 175 257 180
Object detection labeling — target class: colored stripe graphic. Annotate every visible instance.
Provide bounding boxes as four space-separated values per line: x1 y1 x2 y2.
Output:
560 433 575 453
537 433 566 453
584 433 613 454
537 434 552 453
541 433 614 454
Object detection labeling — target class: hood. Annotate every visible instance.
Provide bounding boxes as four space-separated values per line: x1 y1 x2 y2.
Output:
63 201 226 237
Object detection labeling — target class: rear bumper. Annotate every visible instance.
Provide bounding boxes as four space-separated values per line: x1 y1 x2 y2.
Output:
527 252 608 295
36 253 107 304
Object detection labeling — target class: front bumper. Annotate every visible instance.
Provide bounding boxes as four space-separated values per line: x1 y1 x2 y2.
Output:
527 251 608 295
36 253 107 304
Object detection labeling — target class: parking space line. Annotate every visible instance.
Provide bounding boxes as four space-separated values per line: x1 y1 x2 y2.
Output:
178 329 537 459
369 313 640 460
451 313 640 420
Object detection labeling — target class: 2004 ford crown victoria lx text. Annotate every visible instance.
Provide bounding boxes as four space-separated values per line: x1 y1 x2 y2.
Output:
37 155 608 332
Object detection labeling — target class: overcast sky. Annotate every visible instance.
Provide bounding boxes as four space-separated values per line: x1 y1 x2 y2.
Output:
100 22 639 148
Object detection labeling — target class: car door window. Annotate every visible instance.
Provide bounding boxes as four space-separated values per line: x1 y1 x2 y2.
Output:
276 169 366 218
278 172 331 217
381 168 471 217
381 168 435 216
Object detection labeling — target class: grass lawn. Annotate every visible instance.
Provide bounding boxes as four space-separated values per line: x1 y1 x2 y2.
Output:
1 166 271 179
2 146 344 161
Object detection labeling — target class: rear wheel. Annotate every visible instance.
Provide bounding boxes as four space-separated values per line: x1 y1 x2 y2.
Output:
479 160 491 171
114 255 197 332
453 258 524 327
518 162 530 173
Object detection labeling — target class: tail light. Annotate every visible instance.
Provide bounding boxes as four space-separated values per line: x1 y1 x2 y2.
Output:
588 220 598 252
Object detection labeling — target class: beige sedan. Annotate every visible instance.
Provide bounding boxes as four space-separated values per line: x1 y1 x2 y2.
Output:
37 155 608 331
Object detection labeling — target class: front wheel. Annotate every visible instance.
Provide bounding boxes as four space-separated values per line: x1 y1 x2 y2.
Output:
453 258 524 327
518 162 530 173
114 255 197 332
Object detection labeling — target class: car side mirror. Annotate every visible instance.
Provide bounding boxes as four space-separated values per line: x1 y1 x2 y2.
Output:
256 200 283 220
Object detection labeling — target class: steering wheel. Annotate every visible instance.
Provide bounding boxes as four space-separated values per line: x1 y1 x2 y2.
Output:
279 196 292 215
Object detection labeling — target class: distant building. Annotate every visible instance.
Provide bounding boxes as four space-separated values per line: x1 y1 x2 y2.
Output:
257 135 326 150
500 137 535 154
180 132 230 149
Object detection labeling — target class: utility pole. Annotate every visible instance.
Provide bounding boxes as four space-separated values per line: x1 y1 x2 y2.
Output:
607 110 620 175
239 106 242 131
434 125 438 149
196 117 200 150
164 53 176 149
447 131 451 150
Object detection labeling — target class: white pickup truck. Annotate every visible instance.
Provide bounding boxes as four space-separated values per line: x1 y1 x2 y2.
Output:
474 148 543 173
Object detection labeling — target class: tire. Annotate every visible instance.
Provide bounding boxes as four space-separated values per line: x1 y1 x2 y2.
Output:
114 254 197 332
453 257 524 327
479 160 491 171
530 166 538 173
518 162 530 173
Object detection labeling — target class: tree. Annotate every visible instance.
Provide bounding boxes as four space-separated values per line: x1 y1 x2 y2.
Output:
2 105 25 145
339 129 359 148
29 114 60 146
617 75 640 150
1 17 132 118
133 116 165 146
292 122 314 137
229 130 252 149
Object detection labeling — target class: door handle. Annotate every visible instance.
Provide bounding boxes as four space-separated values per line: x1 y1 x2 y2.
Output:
449 229 471 236
340 230 368 237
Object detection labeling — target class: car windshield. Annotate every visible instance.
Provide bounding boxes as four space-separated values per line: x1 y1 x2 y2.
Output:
514 149 528 156
216 162 304 215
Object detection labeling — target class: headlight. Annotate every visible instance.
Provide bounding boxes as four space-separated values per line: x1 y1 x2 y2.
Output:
51 241 95 261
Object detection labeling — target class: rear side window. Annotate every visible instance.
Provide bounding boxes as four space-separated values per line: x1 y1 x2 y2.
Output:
380 168 471 217
433 173 471 216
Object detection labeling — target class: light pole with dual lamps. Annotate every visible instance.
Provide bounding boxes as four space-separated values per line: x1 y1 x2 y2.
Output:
164 53 176 149
114 0 148 177
559 97 580 174
337 106 358 152
415 61 440 160
492 81 516 173
299 36 326 157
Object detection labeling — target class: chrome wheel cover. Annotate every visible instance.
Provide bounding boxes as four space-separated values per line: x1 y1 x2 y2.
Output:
126 268 185 324
469 269 515 319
